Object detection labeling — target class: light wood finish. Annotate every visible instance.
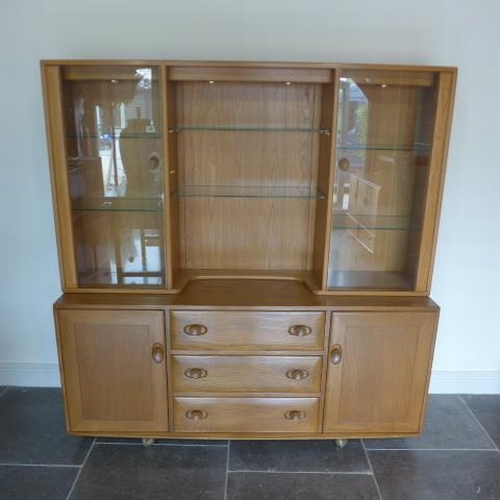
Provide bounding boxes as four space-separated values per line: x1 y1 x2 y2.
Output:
43 61 455 441
56 309 168 433
414 70 457 293
169 66 332 83
54 279 440 309
170 310 325 350
174 397 319 433
342 69 435 86
175 81 321 273
172 355 322 394
163 66 180 288
42 65 78 289
323 311 438 434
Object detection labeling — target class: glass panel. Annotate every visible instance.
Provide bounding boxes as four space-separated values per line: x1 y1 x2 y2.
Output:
328 70 438 290
62 66 165 287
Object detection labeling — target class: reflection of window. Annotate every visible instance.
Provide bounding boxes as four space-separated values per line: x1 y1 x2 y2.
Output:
336 79 369 211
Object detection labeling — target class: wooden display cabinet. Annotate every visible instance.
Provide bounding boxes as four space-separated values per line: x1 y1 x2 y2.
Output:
43 60 456 443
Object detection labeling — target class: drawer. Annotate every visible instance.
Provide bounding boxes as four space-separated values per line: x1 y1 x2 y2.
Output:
174 397 319 433
170 311 325 351
172 355 322 394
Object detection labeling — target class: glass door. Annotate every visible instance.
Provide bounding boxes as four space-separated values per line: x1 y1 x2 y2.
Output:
328 69 439 290
61 65 165 287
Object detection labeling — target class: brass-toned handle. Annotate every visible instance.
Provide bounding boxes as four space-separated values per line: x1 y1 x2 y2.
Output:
288 325 312 337
151 343 164 363
330 344 343 365
284 410 306 421
183 324 208 336
286 368 309 380
185 409 208 421
184 368 208 379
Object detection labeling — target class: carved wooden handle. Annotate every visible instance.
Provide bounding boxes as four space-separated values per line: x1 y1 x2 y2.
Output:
330 344 343 365
284 410 306 421
184 368 208 379
151 343 164 363
185 409 208 421
288 325 312 337
286 368 309 380
183 324 208 336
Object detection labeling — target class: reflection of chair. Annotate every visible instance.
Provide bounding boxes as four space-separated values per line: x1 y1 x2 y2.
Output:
113 213 163 286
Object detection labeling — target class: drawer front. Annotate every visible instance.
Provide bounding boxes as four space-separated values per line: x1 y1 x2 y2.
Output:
174 397 319 433
172 355 322 394
170 311 325 351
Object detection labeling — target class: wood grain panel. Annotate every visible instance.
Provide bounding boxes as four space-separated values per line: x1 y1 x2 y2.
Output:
323 311 438 433
172 355 322 393
174 397 319 432
56 309 168 433
171 310 325 350
169 66 332 83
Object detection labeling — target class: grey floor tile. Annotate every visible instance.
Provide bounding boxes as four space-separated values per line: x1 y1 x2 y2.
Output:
462 395 500 448
369 450 500 500
0 387 93 465
69 443 227 500
229 440 370 472
227 472 379 500
364 394 495 450
0 465 78 500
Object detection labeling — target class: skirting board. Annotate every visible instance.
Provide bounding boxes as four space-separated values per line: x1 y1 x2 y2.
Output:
0 364 499 393
0 363 61 387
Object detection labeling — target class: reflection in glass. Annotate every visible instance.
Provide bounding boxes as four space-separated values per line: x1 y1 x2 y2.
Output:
63 66 165 287
329 71 437 290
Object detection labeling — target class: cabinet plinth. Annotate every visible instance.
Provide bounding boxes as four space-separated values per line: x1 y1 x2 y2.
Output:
43 60 456 440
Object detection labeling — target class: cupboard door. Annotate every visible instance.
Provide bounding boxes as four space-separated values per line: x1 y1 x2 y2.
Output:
56 309 168 433
324 311 437 434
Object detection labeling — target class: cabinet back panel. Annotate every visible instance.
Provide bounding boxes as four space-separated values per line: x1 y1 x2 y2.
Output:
175 81 322 272
179 198 315 270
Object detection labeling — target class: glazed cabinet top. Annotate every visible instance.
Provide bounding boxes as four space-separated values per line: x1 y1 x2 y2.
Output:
42 60 457 296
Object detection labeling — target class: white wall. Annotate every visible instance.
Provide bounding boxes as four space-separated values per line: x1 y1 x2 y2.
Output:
0 0 499 392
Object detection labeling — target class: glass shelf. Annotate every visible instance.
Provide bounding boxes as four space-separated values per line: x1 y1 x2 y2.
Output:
173 185 326 199
337 143 430 153
333 212 412 230
72 196 163 213
169 126 331 134
66 132 162 140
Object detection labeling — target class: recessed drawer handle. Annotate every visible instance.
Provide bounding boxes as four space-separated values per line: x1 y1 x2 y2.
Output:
284 410 306 421
183 324 208 336
184 368 208 379
288 325 312 337
185 409 208 421
286 368 309 380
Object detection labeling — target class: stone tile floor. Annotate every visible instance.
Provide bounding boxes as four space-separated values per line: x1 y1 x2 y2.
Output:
0 387 499 499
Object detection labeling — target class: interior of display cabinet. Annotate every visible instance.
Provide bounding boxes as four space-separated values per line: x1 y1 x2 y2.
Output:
60 65 167 288
327 70 439 291
167 68 336 290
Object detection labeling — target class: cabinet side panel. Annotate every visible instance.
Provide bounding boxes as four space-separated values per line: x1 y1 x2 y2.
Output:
42 65 78 288
413 71 457 292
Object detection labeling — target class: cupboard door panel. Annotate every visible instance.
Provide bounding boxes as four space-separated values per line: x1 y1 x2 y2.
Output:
324 311 437 434
56 309 168 433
